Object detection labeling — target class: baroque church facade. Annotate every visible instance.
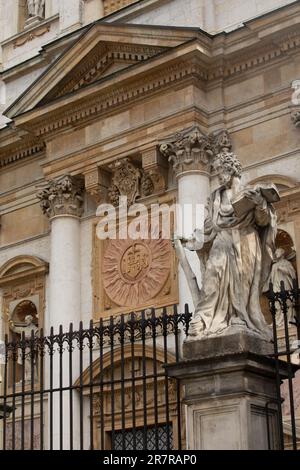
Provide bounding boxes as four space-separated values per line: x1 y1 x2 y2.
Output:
0 0 300 450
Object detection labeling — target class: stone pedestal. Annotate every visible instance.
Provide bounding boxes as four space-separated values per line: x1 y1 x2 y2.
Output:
167 332 290 450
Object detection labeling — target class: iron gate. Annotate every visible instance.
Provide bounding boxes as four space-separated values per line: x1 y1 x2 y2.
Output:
1 283 300 451
0 306 192 451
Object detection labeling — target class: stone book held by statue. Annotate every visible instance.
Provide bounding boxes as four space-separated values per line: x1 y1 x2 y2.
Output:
232 183 280 218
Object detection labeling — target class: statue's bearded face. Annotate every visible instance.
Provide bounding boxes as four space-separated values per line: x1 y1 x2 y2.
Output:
218 170 233 188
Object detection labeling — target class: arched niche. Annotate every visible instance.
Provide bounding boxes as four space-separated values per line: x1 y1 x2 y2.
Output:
275 229 297 271
76 344 182 450
0 255 48 337
247 175 297 192
12 299 38 325
247 174 299 285
260 227 297 325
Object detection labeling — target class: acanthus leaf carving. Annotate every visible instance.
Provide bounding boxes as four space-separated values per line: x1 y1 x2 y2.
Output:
160 127 232 177
37 174 85 219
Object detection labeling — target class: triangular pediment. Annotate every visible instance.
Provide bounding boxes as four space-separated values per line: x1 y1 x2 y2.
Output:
5 23 200 120
40 40 166 105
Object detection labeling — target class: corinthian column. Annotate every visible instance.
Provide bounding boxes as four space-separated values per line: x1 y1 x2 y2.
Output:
38 174 84 332
37 174 84 450
160 127 231 314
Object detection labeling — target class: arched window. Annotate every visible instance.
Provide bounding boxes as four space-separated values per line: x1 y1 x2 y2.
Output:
77 345 182 450
0 254 48 374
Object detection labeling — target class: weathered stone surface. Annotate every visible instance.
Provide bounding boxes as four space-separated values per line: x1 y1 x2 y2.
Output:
183 329 274 360
167 339 293 450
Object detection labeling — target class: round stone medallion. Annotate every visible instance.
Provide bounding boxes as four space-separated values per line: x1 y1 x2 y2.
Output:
102 238 171 307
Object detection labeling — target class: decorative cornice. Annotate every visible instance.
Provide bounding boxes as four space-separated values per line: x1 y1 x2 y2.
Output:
37 174 85 219
5 15 300 140
208 29 300 81
32 58 207 137
22 30 300 138
0 141 46 168
159 127 232 177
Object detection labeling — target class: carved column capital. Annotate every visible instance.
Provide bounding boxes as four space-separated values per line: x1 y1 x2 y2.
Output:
159 127 232 178
37 175 84 219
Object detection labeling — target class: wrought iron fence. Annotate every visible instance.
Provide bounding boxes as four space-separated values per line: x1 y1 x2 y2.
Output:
0 306 192 451
1 283 300 451
267 280 300 451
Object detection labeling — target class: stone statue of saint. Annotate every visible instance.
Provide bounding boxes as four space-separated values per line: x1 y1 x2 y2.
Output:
27 0 45 18
176 151 279 340
9 315 39 382
265 248 296 325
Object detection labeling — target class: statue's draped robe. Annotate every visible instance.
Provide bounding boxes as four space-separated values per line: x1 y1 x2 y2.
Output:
27 0 44 18
193 187 277 336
